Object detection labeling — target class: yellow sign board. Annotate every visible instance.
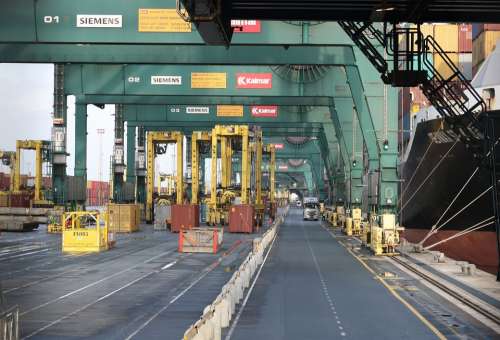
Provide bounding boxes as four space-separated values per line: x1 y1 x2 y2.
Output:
138 9 191 32
217 105 244 117
191 73 227 89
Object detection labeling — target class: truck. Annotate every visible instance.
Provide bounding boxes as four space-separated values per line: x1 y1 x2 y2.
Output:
302 197 320 221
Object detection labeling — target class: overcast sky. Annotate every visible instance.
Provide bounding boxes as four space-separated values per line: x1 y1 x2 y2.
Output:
0 63 115 181
0 63 181 183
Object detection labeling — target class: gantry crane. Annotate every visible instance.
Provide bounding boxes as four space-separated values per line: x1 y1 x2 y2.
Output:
146 131 183 223
252 130 265 227
208 125 262 233
0 140 53 231
0 150 16 191
263 144 276 220
191 131 211 205
14 140 52 206
157 173 176 197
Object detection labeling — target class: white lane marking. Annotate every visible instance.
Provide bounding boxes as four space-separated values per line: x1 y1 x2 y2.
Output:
20 249 175 316
224 225 279 340
4 268 80 294
124 259 221 340
302 222 347 337
161 260 177 270
22 270 156 339
0 245 42 256
0 249 50 262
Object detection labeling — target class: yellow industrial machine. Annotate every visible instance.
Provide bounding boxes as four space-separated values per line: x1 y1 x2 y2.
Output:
335 204 345 228
208 125 247 225
146 131 184 223
369 213 401 255
157 173 176 196
191 131 211 205
263 144 276 220
345 215 353 236
344 207 362 236
14 140 52 206
62 211 111 253
0 150 16 191
352 208 362 236
47 206 65 233
253 130 265 227
208 125 261 232
0 140 56 231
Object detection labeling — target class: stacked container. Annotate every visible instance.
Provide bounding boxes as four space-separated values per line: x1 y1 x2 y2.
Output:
86 180 110 207
472 24 500 76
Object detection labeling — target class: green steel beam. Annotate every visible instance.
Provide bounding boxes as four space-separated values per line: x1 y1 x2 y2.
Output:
0 3 350 45
64 64 391 209
0 44 356 65
126 124 136 183
74 103 87 205
76 95 332 107
124 105 332 124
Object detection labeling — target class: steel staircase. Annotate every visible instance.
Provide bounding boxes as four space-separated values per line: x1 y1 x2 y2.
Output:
340 21 500 280
340 22 485 146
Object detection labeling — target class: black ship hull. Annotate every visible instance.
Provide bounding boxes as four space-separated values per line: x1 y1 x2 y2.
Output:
400 117 498 273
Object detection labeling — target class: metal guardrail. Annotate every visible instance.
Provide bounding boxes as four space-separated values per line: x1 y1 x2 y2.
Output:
0 306 19 340
182 207 288 340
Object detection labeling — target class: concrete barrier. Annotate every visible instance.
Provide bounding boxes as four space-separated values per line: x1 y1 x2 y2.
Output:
182 209 287 340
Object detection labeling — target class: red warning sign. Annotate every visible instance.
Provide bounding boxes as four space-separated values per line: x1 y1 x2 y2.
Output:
251 105 278 118
231 20 261 33
236 73 273 89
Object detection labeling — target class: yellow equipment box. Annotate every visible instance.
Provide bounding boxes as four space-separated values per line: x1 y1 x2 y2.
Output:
62 211 110 253
107 203 140 233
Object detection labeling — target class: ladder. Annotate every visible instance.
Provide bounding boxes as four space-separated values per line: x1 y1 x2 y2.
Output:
340 21 499 279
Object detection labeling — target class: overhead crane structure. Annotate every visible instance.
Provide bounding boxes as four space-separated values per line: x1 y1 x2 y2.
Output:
0 4 400 224
136 119 329 201
208 125 261 228
62 60 395 216
191 130 212 205
0 150 16 192
263 144 276 219
14 140 52 206
109 104 346 207
145 131 183 223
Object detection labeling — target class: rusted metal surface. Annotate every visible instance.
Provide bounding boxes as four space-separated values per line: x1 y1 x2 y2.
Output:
171 204 200 233
178 227 223 253
229 204 255 233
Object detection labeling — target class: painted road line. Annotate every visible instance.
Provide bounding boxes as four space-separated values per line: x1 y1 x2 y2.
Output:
224 225 279 340
161 260 177 270
20 249 176 316
22 270 158 339
124 258 222 340
320 224 446 340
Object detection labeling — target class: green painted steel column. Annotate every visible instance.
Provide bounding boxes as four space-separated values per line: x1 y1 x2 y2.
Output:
135 126 146 205
351 50 399 213
309 153 324 199
51 64 67 205
200 156 206 198
319 125 339 202
304 169 314 195
379 86 399 213
112 104 125 202
185 135 192 203
74 103 87 183
126 123 136 184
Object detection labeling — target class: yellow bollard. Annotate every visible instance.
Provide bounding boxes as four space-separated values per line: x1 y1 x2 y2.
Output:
345 217 353 236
